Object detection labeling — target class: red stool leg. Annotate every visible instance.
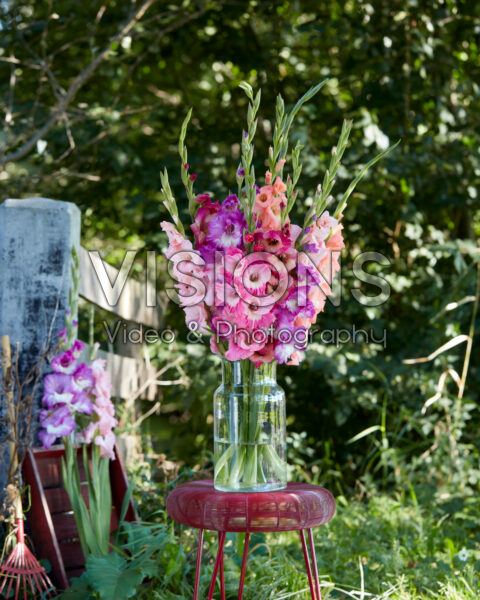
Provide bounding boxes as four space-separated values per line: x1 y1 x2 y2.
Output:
237 533 250 600
207 531 226 600
308 529 321 600
300 529 317 600
218 532 225 600
193 529 204 600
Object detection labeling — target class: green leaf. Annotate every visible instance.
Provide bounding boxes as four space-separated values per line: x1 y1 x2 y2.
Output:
334 139 401 218
239 81 254 101
283 79 330 140
346 425 382 444
87 553 143 600
58 573 93 599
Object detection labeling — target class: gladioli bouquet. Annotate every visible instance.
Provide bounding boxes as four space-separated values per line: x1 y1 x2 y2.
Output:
161 81 397 490
161 81 396 365
39 249 117 558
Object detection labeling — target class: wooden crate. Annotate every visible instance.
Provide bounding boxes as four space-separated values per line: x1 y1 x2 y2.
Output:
22 443 136 589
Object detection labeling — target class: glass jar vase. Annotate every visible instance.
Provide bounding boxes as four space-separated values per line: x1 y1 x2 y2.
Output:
214 359 287 492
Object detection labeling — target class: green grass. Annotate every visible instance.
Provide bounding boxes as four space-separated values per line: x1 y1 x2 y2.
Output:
155 490 479 600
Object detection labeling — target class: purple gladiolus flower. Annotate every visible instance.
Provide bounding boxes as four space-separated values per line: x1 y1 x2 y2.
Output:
198 241 218 264
207 209 246 250
39 405 76 449
38 429 58 450
71 391 94 415
274 342 295 364
222 194 240 211
71 340 85 357
51 350 77 374
274 306 297 330
237 167 245 177
73 363 95 391
42 373 75 409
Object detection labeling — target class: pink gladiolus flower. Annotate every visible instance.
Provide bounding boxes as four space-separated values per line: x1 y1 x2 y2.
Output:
317 211 338 238
161 221 194 259
326 227 345 251
276 247 298 272
191 199 220 246
95 431 116 459
238 302 276 329
250 342 275 368
273 177 287 195
83 421 97 444
96 411 118 437
253 184 286 231
253 230 291 254
286 350 303 366
90 359 112 399
225 333 266 361
195 193 212 205
325 225 345 277
224 247 244 278
184 303 210 334
239 261 272 295
210 335 221 355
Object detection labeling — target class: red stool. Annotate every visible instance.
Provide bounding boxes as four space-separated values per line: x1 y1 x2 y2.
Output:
166 480 336 600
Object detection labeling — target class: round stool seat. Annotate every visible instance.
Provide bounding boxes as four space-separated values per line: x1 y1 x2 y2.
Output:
166 479 336 533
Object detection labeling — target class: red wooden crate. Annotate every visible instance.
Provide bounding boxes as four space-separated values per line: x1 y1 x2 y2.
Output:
22 443 136 589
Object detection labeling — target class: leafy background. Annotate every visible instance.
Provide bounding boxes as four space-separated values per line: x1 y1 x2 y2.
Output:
1 0 479 598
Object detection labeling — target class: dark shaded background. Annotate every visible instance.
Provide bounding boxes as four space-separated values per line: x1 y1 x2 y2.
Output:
1 0 479 498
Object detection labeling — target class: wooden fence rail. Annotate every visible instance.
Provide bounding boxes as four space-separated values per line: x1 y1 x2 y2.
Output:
78 246 165 329
78 246 167 402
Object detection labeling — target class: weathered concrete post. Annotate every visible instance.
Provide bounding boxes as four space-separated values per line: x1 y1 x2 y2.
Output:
0 198 81 485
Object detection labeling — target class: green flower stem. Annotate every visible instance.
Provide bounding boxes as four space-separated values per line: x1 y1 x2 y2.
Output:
227 446 246 488
271 79 329 184
64 246 80 350
215 359 286 490
178 108 198 219
159 168 185 235
61 436 112 560
239 82 261 232
296 119 352 249
214 443 235 480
